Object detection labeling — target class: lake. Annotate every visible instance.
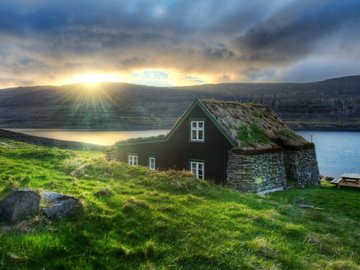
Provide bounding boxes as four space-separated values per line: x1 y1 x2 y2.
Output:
297 131 360 177
8 129 169 146
7 129 360 177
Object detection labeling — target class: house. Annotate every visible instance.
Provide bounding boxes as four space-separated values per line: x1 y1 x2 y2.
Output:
107 99 320 193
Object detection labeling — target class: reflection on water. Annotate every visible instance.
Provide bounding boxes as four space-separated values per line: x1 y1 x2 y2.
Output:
7 129 169 146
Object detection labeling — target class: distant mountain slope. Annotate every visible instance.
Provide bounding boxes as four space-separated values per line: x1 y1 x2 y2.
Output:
0 75 359 130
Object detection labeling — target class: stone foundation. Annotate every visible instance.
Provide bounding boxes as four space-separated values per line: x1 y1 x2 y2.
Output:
226 151 286 192
226 146 320 192
284 148 320 187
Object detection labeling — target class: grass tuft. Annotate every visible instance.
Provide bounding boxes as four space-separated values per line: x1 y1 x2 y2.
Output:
236 123 271 147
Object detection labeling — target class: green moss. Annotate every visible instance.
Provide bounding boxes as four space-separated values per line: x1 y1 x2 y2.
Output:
252 111 264 118
236 123 271 147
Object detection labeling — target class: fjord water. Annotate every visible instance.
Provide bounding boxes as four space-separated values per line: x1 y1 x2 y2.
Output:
298 131 360 177
8 129 169 146
8 129 360 177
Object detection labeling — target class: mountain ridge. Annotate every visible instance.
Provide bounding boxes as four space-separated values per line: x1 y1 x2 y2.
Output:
0 75 359 130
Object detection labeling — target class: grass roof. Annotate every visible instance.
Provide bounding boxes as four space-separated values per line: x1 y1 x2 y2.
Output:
114 134 167 146
202 99 308 150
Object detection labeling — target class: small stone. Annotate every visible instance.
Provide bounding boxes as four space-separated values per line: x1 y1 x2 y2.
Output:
297 204 324 210
40 191 82 220
8 253 23 261
70 164 87 178
0 189 40 223
94 189 111 197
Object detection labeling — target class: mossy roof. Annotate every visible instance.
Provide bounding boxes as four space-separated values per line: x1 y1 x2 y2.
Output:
114 99 310 151
201 99 309 150
114 134 166 146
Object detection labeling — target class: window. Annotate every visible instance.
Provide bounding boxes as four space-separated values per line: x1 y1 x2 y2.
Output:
128 154 138 166
190 161 205 179
149 157 156 170
190 121 204 142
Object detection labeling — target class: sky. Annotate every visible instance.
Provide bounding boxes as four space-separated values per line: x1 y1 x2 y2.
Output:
0 0 360 88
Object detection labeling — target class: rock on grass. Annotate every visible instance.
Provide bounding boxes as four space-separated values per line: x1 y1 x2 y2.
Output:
0 189 40 223
40 191 82 220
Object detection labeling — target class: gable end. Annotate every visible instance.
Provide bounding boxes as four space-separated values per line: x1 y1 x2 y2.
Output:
115 99 236 147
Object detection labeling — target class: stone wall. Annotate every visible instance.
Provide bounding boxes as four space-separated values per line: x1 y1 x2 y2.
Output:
283 148 320 187
226 150 286 192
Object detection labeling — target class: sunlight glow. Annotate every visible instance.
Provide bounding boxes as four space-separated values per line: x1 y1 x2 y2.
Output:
56 69 215 87
58 73 124 86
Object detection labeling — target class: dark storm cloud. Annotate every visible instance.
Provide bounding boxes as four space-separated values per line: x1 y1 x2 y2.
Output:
237 1 360 63
0 0 359 86
205 45 235 59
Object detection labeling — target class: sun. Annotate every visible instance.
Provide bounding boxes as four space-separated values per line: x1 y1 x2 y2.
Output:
58 73 123 86
56 69 213 87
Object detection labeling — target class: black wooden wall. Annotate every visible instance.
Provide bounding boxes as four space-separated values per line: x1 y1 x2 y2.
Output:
115 104 233 184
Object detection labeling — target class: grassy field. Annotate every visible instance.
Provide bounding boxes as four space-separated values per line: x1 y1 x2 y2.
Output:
0 138 359 269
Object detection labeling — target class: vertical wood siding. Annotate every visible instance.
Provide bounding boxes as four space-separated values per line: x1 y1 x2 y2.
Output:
115 105 233 184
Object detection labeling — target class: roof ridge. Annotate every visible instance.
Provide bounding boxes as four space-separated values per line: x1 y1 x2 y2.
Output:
200 99 268 107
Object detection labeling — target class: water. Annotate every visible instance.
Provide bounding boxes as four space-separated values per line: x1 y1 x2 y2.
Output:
7 129 360 177
297 131 360 177
7 129 169 146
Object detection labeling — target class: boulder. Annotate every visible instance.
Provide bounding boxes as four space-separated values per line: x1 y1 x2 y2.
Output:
320 175 335 182
0 189 40 223
40 191 81 219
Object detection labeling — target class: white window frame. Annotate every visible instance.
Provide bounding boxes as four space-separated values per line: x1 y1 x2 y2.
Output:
128 154 138 166
190 161 205 179
190 120 205 142
149 156 156 170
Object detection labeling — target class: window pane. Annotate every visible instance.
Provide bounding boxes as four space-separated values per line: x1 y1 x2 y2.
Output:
198 122 203 128
192 130 197 140
198 130 203 140
191 163 196 171
191 163 196 174
192 122 197 128
149 158 155 170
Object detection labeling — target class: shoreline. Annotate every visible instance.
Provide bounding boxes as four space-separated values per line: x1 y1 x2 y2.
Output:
2 127 360 132
0 129 106 150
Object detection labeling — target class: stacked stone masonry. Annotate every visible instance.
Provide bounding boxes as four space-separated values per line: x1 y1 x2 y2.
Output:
227 151 286 192
283 148 320 187
227 147 319 192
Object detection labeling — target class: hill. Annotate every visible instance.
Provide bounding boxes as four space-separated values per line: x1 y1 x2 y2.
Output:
0 137 359 269
0 75 360 130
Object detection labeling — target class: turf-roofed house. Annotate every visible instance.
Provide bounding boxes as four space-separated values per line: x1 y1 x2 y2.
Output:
107 99 320 193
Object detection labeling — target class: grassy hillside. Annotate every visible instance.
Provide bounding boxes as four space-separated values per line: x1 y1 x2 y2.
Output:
0 138 359 269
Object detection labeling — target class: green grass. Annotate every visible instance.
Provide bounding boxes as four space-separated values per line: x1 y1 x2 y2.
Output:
252 111 264 118
0 138 359 269
236 123 272 147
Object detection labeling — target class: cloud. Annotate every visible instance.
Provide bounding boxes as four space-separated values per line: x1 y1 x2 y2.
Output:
132 70 168 80
0 0 359 87
236 1 360 64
